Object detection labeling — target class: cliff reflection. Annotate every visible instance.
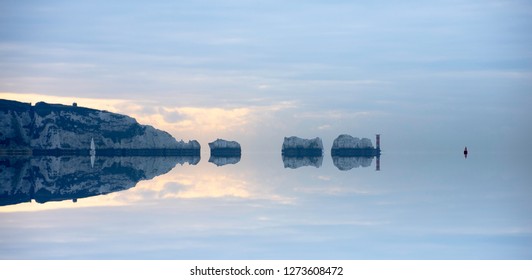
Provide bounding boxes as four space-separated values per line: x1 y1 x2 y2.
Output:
0 155 200 206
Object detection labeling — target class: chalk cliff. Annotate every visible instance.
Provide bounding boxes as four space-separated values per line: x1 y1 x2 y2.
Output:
0 99 199 152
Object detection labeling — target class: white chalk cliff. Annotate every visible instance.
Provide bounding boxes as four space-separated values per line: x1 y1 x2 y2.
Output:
0 99 199 150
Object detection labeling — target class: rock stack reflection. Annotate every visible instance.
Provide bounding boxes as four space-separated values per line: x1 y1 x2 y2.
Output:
282 155 323 169
332 156 374 171
0 155 199 206
209 155 241 166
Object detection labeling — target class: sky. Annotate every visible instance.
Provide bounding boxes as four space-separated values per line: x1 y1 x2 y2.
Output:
1 0 532 151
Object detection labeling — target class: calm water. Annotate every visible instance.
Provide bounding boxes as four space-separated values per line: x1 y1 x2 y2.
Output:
1 150 530 259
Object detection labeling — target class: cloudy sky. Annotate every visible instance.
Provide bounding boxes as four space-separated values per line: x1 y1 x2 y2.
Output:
1 0 531 151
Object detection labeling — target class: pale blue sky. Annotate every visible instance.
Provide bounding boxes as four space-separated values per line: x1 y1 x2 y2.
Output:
1 0 531 152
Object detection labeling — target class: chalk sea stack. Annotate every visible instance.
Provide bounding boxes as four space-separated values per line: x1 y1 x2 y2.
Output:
330 134 381 157
281 136 323 157
208 139 241 157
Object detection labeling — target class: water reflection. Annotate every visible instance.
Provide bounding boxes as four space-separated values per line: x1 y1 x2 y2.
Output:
0 155 199 206
209 155 241 166
280 154 381 170
0 151 530 259
332 156 372 170
331 155 381 171
282 155 323 169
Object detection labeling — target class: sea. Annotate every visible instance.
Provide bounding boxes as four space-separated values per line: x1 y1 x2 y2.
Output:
1 149 530 259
